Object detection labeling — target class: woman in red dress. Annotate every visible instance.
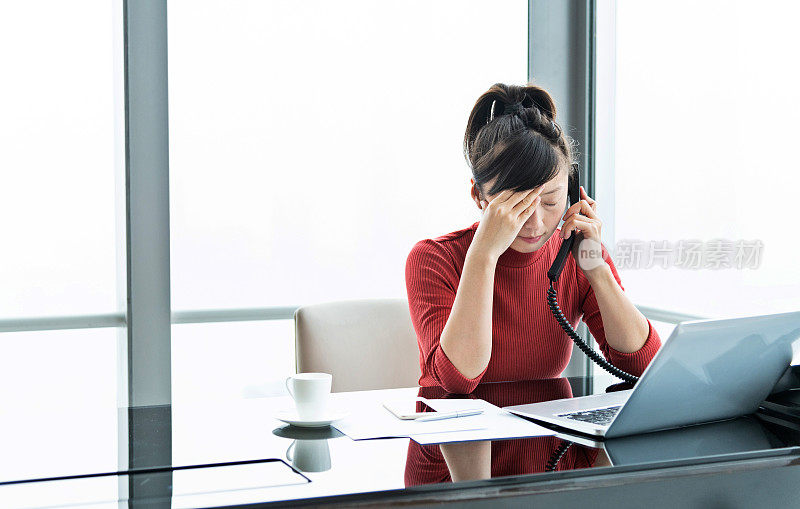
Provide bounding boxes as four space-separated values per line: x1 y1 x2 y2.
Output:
405 82 662 394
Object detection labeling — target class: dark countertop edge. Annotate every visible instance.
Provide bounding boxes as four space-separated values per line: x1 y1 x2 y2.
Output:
238 446 800 508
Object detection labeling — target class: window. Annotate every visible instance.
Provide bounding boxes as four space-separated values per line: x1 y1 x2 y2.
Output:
167 0 528 400
0 1 117 319
0 0 120 411
612 0 799 320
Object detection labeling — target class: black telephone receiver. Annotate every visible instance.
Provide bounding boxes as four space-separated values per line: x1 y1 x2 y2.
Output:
545 163 639 384
547 165 581 282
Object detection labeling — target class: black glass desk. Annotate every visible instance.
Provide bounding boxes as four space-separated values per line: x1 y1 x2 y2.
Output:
1 376 800 508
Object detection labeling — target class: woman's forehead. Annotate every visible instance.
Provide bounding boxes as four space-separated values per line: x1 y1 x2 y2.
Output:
482 169 567 196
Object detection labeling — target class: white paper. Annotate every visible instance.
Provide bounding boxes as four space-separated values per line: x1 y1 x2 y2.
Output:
409 399 556 445
333 399 487 440
421 398 485 413
419 398 488 413
333 397 555 443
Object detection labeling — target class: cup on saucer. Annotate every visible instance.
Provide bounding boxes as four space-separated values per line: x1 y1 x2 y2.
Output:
285 372 332 421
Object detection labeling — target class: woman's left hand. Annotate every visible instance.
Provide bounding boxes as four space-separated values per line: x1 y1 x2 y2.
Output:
560 186 606 278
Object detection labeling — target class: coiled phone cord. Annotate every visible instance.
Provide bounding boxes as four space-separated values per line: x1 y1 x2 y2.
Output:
545 439 573 472
546 280 639 385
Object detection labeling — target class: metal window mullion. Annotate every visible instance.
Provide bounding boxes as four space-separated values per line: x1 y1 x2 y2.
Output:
0 305 704 334
595 0 616 259
121 0 172 409
0 314 126 333
530 0 596 378
118 1 173 501
171 306 298 324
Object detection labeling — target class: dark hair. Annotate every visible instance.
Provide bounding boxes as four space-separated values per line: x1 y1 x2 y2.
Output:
463 82 578 199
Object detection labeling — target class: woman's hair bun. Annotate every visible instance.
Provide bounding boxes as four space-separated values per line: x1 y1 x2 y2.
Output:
519 86 557 121
510 85 561 140
463 81 577 198
489 86 561 143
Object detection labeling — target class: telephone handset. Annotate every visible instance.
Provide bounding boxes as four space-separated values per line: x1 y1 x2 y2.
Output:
546 165 582 282
546 164 639 384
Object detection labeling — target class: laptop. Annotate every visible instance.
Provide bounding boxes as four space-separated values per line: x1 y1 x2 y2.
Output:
504 311 800 439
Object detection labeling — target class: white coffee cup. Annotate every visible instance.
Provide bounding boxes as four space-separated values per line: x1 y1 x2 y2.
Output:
285 372 332 420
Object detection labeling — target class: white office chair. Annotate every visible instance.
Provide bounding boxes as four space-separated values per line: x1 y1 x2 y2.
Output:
293 298 421 392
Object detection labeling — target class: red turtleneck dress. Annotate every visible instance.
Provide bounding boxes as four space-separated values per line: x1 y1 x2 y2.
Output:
404 221 662 394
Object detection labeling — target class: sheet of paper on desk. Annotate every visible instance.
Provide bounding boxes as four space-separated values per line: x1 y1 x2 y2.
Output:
333 400 487 440
409 399 556 445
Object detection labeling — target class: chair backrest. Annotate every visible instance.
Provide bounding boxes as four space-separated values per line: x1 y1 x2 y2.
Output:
293 298 421 392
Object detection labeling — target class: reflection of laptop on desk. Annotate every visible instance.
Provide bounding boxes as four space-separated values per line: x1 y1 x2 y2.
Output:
504 311 800 439
551 415 780 467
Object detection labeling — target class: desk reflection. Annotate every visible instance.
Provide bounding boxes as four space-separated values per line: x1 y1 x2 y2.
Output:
405 379 607 486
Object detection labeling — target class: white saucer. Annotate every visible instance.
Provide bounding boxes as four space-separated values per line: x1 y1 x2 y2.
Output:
275 410 349 428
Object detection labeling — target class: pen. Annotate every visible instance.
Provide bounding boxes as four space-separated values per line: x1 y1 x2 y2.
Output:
415 409 484 422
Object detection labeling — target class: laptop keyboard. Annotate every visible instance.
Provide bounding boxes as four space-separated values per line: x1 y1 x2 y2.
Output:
557 405 621 426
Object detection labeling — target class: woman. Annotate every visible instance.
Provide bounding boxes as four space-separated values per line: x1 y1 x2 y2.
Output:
405 82 662 394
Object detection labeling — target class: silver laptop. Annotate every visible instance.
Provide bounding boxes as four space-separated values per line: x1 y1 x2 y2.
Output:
504 310 800 439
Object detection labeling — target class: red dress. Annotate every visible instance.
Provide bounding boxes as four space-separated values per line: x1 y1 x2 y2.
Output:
404 222 661 394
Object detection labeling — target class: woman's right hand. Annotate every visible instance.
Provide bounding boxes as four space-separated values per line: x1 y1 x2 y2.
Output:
472 187 543 261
